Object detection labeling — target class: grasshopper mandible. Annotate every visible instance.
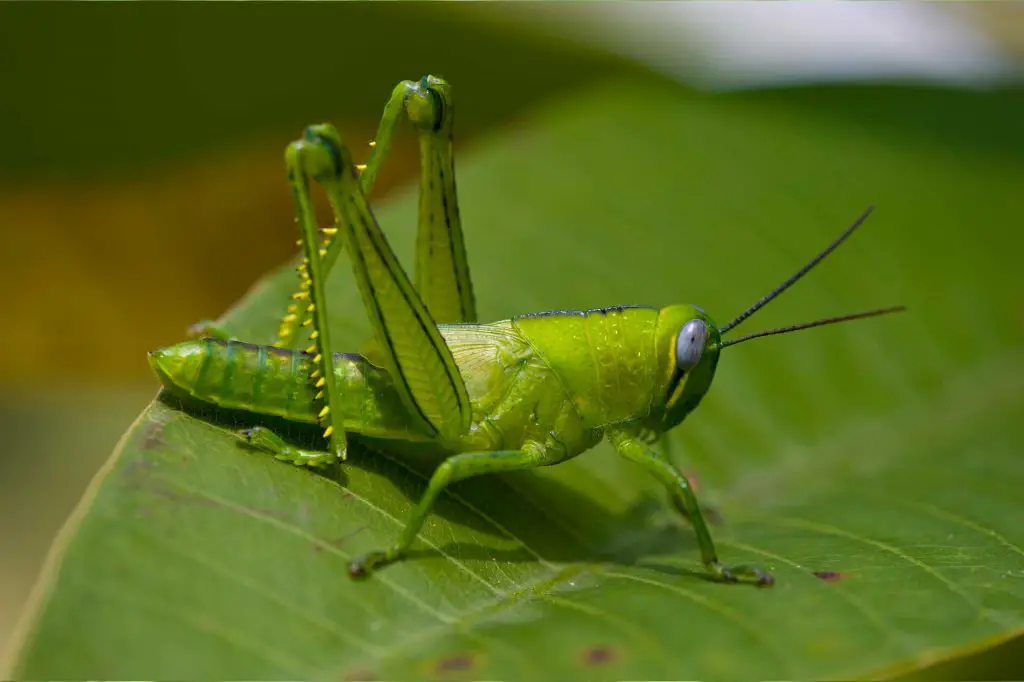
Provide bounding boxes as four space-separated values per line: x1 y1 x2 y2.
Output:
150 76 904 586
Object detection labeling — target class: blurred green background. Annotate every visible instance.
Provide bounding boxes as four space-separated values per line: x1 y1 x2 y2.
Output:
1 2 1021 678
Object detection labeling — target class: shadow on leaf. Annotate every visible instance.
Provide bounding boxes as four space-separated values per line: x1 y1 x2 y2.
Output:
144 390 722 580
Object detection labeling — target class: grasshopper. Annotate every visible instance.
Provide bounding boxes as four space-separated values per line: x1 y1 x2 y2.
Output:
149 75 904 586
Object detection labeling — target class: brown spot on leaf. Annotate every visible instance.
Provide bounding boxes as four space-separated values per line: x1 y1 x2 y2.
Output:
580 644 617 667
341 668 377 681
813 570 847 582
435 652 476 673
140 419 168 450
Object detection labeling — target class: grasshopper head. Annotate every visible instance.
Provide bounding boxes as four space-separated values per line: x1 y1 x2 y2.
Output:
651 304 723 432
650 206 905 436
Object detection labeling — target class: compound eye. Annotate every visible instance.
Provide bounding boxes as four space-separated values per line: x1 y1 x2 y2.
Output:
675 319 708 372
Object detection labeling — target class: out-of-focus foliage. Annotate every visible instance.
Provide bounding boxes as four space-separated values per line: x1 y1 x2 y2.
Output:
0 2 622 383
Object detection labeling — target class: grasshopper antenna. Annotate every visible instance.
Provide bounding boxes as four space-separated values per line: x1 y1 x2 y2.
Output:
719 305 906 349
720 205 875 335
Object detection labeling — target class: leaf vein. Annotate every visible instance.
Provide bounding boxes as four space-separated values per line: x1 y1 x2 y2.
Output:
370 445 560 570
893 498 1024 560
719 538 916 654
602 570 798 678
161 475 456 624
767 516 1011 627
147 532 382 656
541 593 678 671
86 579 308 675
341 483 506 595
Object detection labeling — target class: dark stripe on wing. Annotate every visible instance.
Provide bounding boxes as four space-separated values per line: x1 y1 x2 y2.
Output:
515 305 655 320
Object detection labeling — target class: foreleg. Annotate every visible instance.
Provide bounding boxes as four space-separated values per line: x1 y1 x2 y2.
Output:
609 429 772 586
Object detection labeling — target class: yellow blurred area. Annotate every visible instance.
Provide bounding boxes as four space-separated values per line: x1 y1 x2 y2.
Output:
0 124 419 383
0 1 621 383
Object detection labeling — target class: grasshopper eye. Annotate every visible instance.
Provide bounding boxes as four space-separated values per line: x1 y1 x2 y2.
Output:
676 319 708 372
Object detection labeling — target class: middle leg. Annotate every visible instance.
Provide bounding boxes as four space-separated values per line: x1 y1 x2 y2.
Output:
348 442 560 577
609 428 772 586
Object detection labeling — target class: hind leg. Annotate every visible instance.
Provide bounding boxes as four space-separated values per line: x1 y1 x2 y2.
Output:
275 75 476 351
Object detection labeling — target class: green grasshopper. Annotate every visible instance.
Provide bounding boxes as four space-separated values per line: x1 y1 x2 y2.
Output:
149 75 904 586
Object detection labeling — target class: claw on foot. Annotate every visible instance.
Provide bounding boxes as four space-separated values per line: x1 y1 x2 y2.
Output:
237 427 335 468
711 562 774 587
348 550 397 579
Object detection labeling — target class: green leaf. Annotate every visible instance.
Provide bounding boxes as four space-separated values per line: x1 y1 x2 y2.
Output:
9 77 1024 680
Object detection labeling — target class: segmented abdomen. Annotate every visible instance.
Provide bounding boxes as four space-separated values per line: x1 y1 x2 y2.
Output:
185 339 318 420
162 338 427 440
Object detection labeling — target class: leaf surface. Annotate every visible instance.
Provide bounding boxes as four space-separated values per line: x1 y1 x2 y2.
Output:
10 78 1024 680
